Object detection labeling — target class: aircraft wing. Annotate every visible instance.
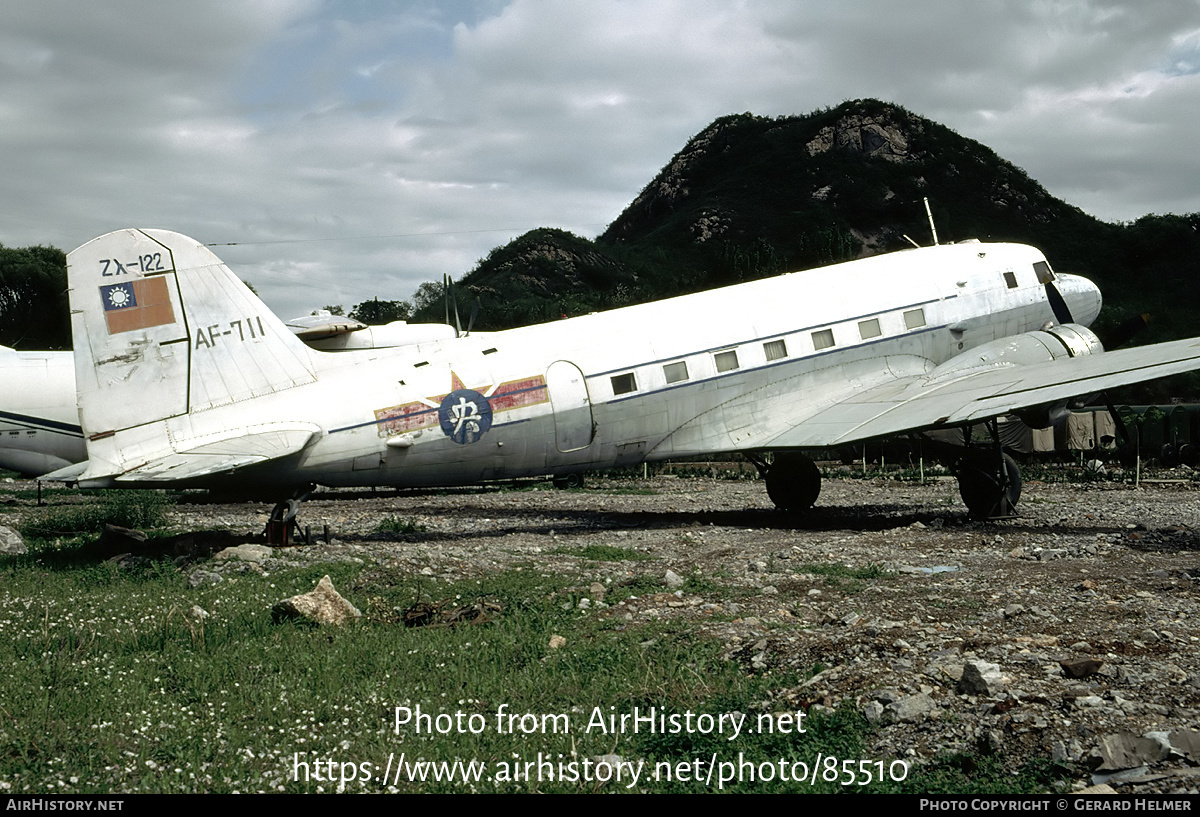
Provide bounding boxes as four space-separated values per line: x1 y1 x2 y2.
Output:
763 336 1200 448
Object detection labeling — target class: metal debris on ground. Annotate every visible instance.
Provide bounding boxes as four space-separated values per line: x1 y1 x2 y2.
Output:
401 597 503 628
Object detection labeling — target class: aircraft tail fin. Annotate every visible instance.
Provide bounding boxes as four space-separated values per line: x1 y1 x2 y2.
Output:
67 229 317 481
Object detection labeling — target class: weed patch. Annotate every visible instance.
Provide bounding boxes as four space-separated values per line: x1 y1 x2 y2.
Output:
798 562 889 594
551 544 656 561
373 516 427 535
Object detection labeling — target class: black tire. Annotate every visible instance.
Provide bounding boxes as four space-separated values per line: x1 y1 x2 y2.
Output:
765 452 821 513
553 473 585 489
957 452 1021 519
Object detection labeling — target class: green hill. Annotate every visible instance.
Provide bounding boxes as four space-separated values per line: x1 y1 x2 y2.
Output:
412 99 1199 399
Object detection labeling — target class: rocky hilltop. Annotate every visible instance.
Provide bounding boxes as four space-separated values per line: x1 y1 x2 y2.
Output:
416 99 1200 400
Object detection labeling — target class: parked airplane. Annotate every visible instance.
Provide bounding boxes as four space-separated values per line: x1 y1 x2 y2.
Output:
0 346 82 477
0 315 454 476
40 229 1200 530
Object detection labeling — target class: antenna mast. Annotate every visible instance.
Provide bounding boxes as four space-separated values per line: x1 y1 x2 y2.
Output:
924 197 939 246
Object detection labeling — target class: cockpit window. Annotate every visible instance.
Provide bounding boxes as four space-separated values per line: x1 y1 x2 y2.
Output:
1003 271 1018 289
1033 261 1054 284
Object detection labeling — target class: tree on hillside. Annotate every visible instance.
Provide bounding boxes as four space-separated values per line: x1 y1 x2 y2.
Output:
411 281 445 313
349 298 411 325
0 244 70 349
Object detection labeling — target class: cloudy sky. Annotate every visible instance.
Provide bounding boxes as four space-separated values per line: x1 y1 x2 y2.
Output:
2 0 1198 319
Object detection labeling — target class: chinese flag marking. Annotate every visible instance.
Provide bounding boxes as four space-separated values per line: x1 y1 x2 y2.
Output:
100 278 176 334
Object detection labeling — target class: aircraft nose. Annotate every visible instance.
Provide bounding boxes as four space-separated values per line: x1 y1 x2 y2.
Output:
1056 273 1102 327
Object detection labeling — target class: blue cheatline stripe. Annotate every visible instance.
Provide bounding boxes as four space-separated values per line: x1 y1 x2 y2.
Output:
0 410 83 436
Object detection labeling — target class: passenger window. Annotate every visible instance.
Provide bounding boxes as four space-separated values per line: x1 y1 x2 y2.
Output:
611 372 637 395
663 361 689 383
858 318 881 339
903 308 926 329
812 329 834 350
763 339 787 361
714 350 739 372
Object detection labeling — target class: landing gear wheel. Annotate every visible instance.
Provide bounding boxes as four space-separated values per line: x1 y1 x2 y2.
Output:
765 452 821 513
957 453 1022 520
553 473 585 489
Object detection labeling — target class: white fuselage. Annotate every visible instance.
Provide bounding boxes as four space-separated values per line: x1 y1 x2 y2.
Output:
185 242 1098 490
4 241 1102 486
0 347 83 475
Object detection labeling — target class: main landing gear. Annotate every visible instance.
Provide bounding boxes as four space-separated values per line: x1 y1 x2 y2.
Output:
752 434 1023 520
956 451 1022 520
953 420 1022 521
750 452 822 513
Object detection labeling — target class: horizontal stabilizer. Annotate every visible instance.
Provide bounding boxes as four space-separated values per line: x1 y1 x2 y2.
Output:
113 423 321 483
39 462 89 483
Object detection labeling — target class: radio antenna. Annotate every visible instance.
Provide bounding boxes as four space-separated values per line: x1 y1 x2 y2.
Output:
924 197 939 246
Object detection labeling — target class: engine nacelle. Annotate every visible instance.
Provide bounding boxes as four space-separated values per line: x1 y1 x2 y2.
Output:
930 323 1103 382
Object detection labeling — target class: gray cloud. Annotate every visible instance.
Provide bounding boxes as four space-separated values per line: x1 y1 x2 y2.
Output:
1 0 1196 320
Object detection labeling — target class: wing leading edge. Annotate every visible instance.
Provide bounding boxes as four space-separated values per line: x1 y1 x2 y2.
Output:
762 336 1200 449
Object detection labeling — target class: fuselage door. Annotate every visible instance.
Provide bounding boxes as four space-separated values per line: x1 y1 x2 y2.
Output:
546 360 594 453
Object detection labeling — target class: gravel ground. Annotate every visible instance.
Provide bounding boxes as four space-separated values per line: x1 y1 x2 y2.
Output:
160 470 1200 793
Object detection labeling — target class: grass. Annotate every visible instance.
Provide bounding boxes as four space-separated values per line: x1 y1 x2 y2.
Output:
0 543 1066 793
550 544 656 562
797 562 889 594
18 491 171 541
0 555 817 793
0 481 1075 794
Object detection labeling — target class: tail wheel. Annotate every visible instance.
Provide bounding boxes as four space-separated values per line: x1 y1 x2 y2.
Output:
957 452 1021 520
765 452 821 513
